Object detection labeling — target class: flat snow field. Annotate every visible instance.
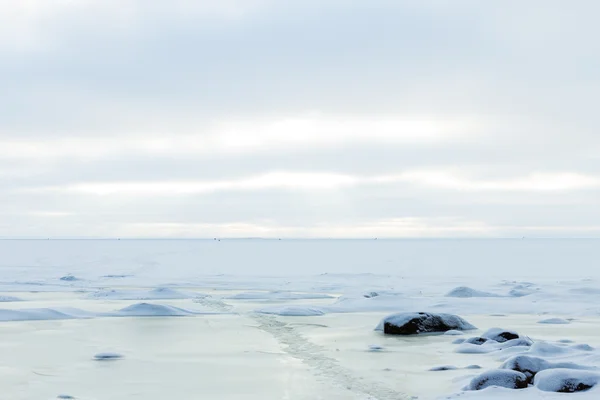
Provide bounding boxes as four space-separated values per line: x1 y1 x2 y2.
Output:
1 239 600 400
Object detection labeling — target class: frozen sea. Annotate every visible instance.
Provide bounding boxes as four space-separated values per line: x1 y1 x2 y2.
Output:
1 239 600 400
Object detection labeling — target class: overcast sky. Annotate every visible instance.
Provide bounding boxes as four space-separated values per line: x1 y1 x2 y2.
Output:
1 0 599 238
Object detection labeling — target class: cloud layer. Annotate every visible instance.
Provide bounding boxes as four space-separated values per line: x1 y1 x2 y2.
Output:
1 0 599 237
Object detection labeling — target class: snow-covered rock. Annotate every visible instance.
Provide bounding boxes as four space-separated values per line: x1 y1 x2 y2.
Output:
501 355 596 384
481 327 520 343
465 337 491 345
468 369 528 390
535 369 600 392
375 312 476 335
456 338 533 354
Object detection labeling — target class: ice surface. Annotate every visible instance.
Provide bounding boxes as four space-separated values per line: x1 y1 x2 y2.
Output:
1 239 600 400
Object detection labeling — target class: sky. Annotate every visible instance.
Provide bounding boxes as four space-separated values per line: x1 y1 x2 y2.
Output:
1 0 599 238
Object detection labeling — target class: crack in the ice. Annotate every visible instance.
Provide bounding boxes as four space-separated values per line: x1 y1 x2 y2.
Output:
251 313 411 400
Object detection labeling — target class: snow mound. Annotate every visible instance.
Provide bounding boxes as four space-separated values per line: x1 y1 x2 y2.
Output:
226 291 334 300
468 369 528 390
535 369 600 392
116 303 195 317
94 352 123 361
88 287 193 300
527 342 572 357
256 306 325 316
573 344 595 351
0 307 93 322
57 395 75 399
368 345 384 352
538 318 570 324
446 286 500 298
375 312 476 335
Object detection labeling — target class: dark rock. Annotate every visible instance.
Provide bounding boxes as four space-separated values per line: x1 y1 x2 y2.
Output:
429 365 458 371
375 312 476 335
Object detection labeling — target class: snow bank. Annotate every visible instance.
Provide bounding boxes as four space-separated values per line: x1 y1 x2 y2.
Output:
375 312 476 335
255 306 325 316
535 369 600 392
446 286 500 298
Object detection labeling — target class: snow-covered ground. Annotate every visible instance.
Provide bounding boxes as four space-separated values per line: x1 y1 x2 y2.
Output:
1 239 600 399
